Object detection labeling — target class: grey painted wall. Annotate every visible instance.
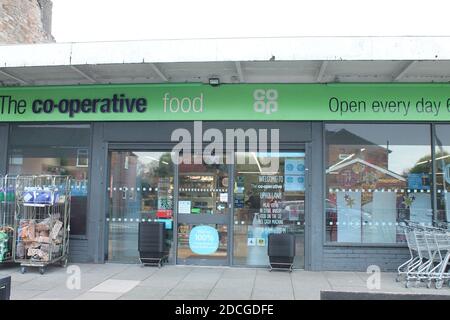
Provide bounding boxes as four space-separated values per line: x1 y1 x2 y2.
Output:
87 122 107 263
309 122 324 271
69 239 90 263
103 121 311 144
0 124 8 175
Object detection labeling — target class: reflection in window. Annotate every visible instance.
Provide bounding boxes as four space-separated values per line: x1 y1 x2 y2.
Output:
435 125 450 226
233 152 305 268
108 151 174 263
325 124 432 244
8 124 90 236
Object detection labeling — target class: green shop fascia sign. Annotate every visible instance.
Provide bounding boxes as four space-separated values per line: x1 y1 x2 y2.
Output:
1 83 450 122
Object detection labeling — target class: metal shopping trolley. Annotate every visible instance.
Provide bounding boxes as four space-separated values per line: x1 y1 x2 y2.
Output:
398 220 450 289
424 229 450 289
14 175 71 275
0 175 17 265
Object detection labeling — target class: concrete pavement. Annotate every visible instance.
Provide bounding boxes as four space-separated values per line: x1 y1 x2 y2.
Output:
1 263 450 300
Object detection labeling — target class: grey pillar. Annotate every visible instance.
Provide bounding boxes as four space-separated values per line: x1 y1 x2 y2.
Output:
309 122 324 271
0 125 9 175
87 122 107 263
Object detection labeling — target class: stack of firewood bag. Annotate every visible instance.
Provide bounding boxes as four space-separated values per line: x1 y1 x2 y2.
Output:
16 215 64 261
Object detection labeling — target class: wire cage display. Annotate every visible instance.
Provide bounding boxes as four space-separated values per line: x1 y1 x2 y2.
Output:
0 175 17 265
14 175 71 275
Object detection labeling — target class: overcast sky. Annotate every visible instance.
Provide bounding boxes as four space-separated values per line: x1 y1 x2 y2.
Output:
51 0 450 42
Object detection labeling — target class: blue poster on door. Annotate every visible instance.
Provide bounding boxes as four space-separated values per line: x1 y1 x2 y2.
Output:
189 225 219 255
284 159 305 191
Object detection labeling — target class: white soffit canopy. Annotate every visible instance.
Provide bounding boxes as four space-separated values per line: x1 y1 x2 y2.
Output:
0 36 450 86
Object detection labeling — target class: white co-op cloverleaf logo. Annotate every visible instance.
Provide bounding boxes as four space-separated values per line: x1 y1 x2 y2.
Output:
253 89 278 114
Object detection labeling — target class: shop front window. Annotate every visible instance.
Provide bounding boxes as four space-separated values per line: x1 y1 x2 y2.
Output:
435 125 450 226
233 152 305 268
8 124 90 236
325 124 432 244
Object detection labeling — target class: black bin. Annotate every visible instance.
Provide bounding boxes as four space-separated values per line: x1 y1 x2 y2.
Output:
267 233 296 272
0 276 11 300
138 222 169 267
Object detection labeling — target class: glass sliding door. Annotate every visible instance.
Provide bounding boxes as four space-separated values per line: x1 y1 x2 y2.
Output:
233 152 306 268
176 154 230 265
107 150 305 267
107 151 174 263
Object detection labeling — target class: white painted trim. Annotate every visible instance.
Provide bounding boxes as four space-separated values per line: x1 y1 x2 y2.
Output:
1 37 450 67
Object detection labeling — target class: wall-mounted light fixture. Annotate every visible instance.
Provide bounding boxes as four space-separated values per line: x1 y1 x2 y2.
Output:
208 77 220 86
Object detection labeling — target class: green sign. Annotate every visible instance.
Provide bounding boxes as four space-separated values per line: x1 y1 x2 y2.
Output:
1 83 450 122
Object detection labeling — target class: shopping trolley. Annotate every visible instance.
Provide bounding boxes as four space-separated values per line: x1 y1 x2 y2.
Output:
0 175 17 265
398 221 450 289
425 230 450 289
14 175 71 274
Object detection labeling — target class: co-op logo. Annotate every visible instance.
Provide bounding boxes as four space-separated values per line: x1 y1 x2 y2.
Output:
253 89 278 114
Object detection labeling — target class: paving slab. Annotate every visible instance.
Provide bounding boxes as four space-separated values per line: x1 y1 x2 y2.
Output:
213 278 254 289
16 276 65 291
75 292 124 300
5 272 39 283
110 265 157 281
220 268 257 279
292 288 322 300
166 287 212 297
251 288 295 300
153 266 194 275
183 272 222 282
119 286 171 300
10 288 46 300
76 273 113 291
172 281 216 291
90 279 140 293
140 277 183 288
207 287 252 300
252 273 295 300
30 287 89 300
81 263 130 276
324 271 367 288
163 295 206 300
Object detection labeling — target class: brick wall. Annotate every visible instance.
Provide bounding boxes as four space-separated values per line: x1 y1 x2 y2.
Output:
323 246 410 271
0 0 54 44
